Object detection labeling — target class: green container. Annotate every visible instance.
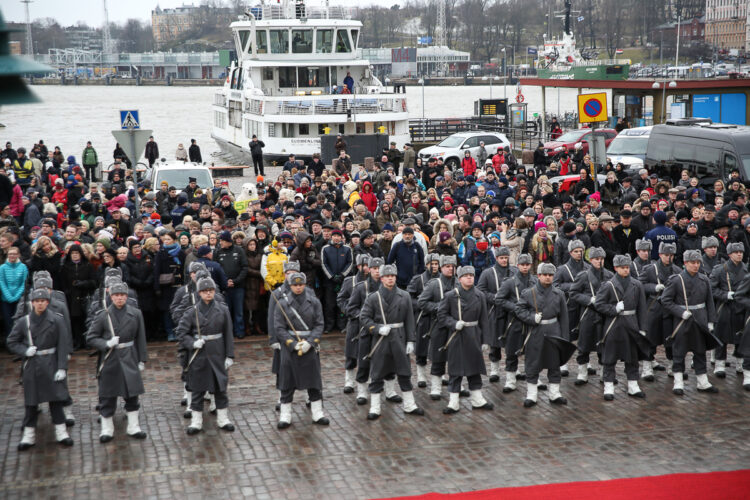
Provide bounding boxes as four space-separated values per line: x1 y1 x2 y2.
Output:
537 63 630 81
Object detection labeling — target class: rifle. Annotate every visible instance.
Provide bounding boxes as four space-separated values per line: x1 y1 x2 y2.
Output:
185 292 206 372
268 289 304 357
97 295 118 379
364 291 390 360
439 288 462 352
666 274 690 343
597 282 621 347
516 288 540 356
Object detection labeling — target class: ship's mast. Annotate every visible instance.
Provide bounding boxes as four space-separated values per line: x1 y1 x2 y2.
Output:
563 0 572 35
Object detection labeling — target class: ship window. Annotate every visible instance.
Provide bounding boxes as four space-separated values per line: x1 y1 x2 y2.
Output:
238 30 251 53
299 124 309 135
279 67 296 87
335 29 351 53
256 30 267 54
316 29 333 53
263 68 273 81
351 29 359 48
270 29 289 54
292 30 313 53
298 67 329 88
318 124 328 135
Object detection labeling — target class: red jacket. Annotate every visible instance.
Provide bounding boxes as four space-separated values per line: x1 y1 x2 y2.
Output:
559 157 571 176
10 184 24 217
461 157 477 177
359 181 378 213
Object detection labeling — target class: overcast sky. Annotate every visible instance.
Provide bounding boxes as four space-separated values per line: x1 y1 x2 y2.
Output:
3 0 393 26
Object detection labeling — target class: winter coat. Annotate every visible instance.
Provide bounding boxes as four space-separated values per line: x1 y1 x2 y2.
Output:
438 285 489 377
244 245 263 312
289 231 321 288
125 252 156 312
500 229 523 266
153 246 186 311
59 257 97 317
0 260 28 303
359 181 378 214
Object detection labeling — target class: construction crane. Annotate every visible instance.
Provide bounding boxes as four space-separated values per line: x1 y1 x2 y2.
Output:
21 0 33 55
435 0 448 76
102 0 112 54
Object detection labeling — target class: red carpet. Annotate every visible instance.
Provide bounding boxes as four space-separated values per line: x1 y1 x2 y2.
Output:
384 469 750 500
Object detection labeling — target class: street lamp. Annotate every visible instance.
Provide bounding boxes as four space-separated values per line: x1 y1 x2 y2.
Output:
482 75 500 98
418 78 425 140
501 47 507 100
652 80 677 123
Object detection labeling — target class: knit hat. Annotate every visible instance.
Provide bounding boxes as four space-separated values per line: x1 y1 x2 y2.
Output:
439 231 451 243
653 211 667 225
219 230 232 242
196 245 212 258
534 221 547 232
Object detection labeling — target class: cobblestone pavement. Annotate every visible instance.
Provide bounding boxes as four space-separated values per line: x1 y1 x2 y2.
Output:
1 333 748 500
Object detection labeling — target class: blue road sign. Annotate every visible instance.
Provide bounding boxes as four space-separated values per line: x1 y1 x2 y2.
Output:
120 110 140 129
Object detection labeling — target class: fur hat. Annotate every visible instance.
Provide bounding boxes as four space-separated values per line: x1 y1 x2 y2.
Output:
439 255 457 267
189 261 207 273
613 254 632 267
287 272 306 285
356 254 371 266
537 263 556 275
568 239 585 252
658 242 677 255
727 242 745 254
701 236 719 249
379 264 397 277
197 277 217 292
589 247 606 259
30 288 51 301
109 282 129 295
683 249 702 262
425 253 441 265
456 265 475 278
635 239 652 251
370 257 385 269
494 246 510 258
517 254 532 265
283 261 301 272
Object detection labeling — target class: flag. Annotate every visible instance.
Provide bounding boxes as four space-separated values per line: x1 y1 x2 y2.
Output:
577 15 584 21
615 49 624 54
527 47 538 55
418 36 433 45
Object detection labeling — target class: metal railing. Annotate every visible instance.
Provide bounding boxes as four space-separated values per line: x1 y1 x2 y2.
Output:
248 95 406 116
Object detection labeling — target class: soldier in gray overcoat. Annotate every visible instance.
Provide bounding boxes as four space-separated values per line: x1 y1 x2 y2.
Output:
15 272 76 426
350 258 385 405
708 242 746 378
569 247 612 385
338 254 370 394
86 282 148 442
360 264 424 420
595 254 651 401
733 272 750 390
417 255 457 400
273 272 329 429
438 266 494 414
661 250 720 396
700 236 724 275
407 253 440 388
176 277 235 435
515 263 574 408
8 288 73 450
495 253 536 393
268 261 303 409
630 239 652 279
476 247 511 383
553 239 590 342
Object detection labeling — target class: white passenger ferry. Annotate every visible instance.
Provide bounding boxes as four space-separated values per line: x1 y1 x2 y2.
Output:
211 0 410 164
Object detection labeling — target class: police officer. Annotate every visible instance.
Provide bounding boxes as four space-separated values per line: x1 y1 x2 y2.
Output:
273 272 329 429
708 242 746 378
438 266 494 414
515 263 574 408
339 255 370 394
639 242 681 380
417 255 457 400
495 253 536 393
407 253 440 388
570 247 612 385
360 264 424 420
8 288 73 450
476 247 511 383
86 283 148 442
177 277 235 435
595 255 651 400
661 250 720 396
350 258 384 405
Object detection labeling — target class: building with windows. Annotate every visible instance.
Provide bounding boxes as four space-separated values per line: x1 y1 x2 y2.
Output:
651 16 706 45
705 0 748 53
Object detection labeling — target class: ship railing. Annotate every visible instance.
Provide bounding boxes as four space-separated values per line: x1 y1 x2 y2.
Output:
252 95 406 115
258 5 351 20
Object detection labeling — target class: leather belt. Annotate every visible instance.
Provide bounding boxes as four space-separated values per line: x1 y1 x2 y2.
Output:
116 341 134 349
203 333 223 341
36 347 56 355
540 319 557 325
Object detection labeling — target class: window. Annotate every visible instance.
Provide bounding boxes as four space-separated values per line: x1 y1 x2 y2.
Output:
262 68 273 81
292 30 313 53
318 123 328 134
256 30 267 54
481 135 501 146
228 101 242 128
299 123 309 135
351 29 359 48
270 29 289 54
462 137 480 148
316 29 333 53
356 123 366 134
279 67 296 87
298 67 329 88
335 29 351 53
238 30 251 52
268 123 276 137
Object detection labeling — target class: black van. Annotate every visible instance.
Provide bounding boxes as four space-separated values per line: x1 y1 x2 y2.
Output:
644 123 750 187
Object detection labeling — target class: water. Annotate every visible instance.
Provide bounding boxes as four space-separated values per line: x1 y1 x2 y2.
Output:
0 84 610 163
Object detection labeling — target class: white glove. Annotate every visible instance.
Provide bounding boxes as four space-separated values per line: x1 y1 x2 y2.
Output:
271 342 281 351
192 338 205 349
138 362 145 372
106 336 119 348
25 346 37 357
655 284 665 292
681 310 692 320
534 312 542 324
616 301 625 313
53 369 66 381
406 342 415 355
379 325 391 336
224 357 234 369
481 344 490 353
589 296 596 305
639 330 647 337
296 340 312 353
455 320 465 331
727 291 735 301
708 322 715 332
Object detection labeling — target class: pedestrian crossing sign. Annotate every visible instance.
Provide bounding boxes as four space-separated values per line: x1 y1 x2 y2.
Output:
120 110 140 129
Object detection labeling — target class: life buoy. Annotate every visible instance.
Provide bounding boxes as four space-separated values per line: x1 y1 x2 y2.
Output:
516 93 525 103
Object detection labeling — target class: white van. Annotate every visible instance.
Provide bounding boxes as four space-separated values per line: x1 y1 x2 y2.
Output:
606 126 652 172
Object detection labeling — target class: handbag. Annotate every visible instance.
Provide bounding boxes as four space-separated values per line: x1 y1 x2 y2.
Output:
158 273 175 286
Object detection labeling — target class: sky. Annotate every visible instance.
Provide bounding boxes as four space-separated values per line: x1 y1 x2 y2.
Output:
2 0 393 26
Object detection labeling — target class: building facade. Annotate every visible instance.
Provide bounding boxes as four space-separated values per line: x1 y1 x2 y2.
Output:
705 0 748 53
151 5 199 48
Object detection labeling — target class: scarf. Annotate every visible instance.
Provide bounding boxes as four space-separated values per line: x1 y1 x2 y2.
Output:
164 243 181 264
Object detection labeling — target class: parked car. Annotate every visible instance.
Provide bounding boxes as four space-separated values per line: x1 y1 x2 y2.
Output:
418 131 511 170
606 126 652 173
548 173 607 193
543 128 618 160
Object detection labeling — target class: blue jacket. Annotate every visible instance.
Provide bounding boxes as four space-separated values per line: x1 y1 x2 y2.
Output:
0 260 28 303
387 239 425 287
462 247 491 278
197 257 228 291
644 224 678 260
321 242 353 280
